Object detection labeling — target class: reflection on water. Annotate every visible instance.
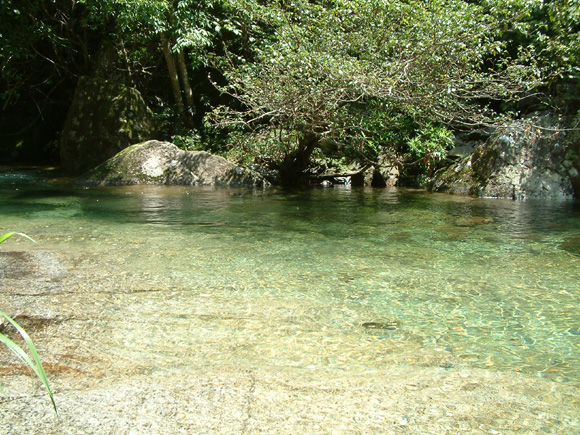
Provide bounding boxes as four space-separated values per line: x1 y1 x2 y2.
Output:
1 169 580 384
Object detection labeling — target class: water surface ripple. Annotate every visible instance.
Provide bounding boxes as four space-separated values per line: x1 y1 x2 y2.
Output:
2 172 580 385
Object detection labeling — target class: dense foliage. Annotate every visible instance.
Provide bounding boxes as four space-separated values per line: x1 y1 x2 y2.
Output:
210 0 549 185
1 0 578 186
0 0 91 160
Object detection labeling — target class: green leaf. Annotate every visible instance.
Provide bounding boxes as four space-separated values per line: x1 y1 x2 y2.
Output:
0 232 16 244
0 232 37 245
0 311 57 414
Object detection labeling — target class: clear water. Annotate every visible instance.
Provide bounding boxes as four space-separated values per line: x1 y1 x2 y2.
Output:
2 168 580 384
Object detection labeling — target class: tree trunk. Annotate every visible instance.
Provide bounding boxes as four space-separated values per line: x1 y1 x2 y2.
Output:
160 32 193 128
176 50 194 109
279 131 320 189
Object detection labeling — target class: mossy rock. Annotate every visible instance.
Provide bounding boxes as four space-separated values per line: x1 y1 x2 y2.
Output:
432 112 578 199
79 140 269 187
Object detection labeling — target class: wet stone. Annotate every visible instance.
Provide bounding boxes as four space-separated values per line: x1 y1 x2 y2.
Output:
0 251 34 277
454 216 494 227
0 251 67 280
362 321 400 330
559 237 580 257
0 314 63 335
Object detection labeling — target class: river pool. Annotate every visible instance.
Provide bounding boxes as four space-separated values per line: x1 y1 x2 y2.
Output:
1 168 580 434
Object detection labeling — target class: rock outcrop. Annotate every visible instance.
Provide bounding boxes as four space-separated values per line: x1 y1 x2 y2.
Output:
350 165 399 188
60 77 158 174
79 140 270 187
431 113 580 200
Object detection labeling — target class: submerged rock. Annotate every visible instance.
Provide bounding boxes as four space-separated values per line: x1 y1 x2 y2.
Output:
79 140 270 187
432 113 580 200
559 237 580 257
0 250 67 280
454 216 494 227
362 321 400 330
0 314 64 335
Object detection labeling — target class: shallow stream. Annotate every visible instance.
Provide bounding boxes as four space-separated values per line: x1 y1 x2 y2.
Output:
1 168 580 433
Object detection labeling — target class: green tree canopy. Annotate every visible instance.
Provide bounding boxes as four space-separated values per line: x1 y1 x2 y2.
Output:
79 0 269 129
2 0 578 181
209 0 550 186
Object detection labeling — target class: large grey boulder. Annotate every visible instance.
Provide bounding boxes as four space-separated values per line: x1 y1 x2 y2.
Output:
431 113 580 200
60 77 158 174
79 140 270 187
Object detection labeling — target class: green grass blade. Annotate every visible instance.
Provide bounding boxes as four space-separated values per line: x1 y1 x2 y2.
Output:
0 232 16 244
0 311 57 414
0 231 37 247
13 233 37 244
0 232 37 245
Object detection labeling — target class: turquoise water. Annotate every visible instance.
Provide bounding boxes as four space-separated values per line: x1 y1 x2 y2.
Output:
2 169 580 383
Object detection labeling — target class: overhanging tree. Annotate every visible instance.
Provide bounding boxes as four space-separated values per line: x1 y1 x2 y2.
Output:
209 0 547 187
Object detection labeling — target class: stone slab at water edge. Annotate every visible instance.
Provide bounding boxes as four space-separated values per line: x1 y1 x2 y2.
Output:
431 112 580 200
78 140 270 187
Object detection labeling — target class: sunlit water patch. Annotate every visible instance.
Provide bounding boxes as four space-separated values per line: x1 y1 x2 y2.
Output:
1 169 580 385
